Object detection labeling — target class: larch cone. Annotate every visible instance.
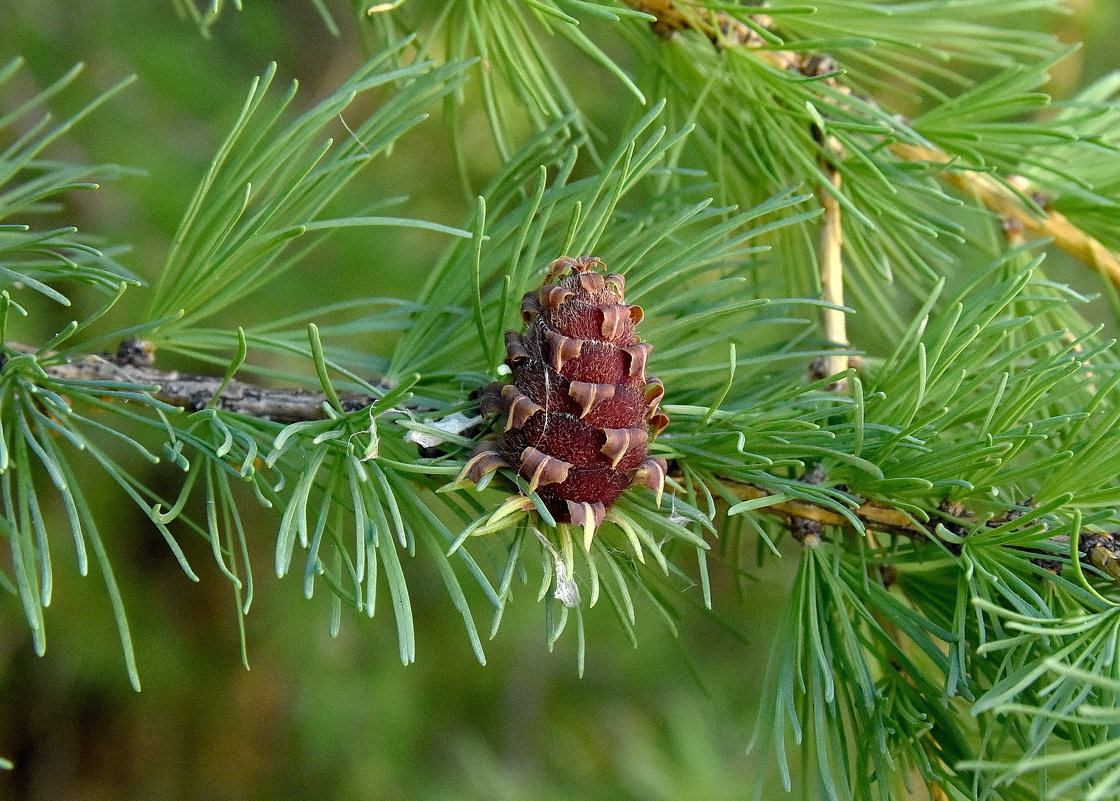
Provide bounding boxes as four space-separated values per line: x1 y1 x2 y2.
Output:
461 256 669 529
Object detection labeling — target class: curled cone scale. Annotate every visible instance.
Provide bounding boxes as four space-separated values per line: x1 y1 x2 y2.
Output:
462 256 669 528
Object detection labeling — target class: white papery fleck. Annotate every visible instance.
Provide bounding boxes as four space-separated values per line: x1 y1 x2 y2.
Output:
533 528 581 608
403 411 482 449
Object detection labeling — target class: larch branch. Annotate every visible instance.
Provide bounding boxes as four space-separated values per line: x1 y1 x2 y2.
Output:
16 337 1120 588
622 0 1120 290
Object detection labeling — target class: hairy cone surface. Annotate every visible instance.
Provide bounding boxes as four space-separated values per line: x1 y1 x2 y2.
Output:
463 256 668 528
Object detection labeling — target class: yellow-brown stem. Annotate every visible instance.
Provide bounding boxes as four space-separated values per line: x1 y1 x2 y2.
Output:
728 481 926 538
818 164 848 389
890 142 1120 288
929 782 951 801
725 479 1120 585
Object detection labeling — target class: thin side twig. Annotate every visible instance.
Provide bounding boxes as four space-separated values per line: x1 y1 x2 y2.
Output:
723 479 1120 586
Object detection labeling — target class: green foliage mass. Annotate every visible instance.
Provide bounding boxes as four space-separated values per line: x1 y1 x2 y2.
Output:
3 1 1120 799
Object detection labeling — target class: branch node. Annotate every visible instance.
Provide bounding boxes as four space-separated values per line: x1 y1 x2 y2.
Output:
791 464 828 546
114 338 156 368
1080 533 1120 583
792 517 822 547
800 464 828 485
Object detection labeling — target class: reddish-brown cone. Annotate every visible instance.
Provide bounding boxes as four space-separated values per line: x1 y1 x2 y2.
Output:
462 256 669 526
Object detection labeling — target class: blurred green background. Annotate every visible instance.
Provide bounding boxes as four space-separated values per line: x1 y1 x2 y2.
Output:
0 1 1116 799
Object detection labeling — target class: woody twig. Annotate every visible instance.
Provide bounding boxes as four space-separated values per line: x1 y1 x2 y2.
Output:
10 340 388 423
